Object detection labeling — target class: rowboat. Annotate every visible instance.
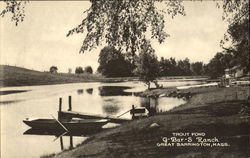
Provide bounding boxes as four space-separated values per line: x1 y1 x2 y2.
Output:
23 118 108 131
130 107 149 119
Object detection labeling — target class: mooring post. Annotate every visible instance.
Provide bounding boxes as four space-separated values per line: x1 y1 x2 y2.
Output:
132 105 135 120
68 96 72 111
60 137 64 150
58 97 62 120
69 136 73 149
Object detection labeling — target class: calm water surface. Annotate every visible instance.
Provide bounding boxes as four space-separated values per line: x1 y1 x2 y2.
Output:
0 80 203 158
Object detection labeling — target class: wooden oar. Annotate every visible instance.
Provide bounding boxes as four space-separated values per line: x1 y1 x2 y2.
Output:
53 131 68 142
116 107 135 118
51 114 69 132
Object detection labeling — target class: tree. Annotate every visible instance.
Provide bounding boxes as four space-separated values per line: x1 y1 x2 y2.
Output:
177 58 192 76
66 0 185 55
137 40 159 89
158 57 178 76
2 1 247 56
191 62 204 75
49 66 58 73
220 0 249 73
205 52 234 78
2 0 248 75
97 46 134 77
75 66 84 74
0 1 28 26
85 66 93 74
1 1 185 59
68 68 72 74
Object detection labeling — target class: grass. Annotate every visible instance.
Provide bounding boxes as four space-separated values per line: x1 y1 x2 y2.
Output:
52 86 250 158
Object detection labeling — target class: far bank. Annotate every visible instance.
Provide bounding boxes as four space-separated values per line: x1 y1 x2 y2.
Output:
0 65 207 87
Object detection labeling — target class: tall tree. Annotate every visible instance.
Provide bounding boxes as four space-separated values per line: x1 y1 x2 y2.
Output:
66 0 185 55
220 0 249 73
75 66 84 74
49 66 58 73
97 46 134 77
137 40 159 89
84 66 93 74
191 62 204 75
177 58 192 76
0 0 28 26
205 52 234 78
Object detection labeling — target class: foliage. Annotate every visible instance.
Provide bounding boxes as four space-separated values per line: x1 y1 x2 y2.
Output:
49 66 58 73
2 0 248 77
66 0 185 54
97 46 134 77
159 57 204 76
220 0 249 72
84 66 93 74
222 18 249 73
0 0 28 26
68 68 72 74
191 62 204 76
137 40 159 89
204 52 234 78
177 58 192 76
220 0 249 25
75 66 84 74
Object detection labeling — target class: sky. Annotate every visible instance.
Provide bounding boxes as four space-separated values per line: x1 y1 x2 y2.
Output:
0 1 229 73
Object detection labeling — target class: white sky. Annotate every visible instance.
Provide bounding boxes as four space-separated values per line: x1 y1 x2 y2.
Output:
0 1 229 73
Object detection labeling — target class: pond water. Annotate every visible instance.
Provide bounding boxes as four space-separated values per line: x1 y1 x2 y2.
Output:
0 80 204 158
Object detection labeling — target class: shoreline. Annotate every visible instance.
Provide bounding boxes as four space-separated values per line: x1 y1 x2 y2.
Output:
48 85 249 158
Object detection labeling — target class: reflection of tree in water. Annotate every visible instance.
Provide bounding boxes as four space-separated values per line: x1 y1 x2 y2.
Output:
102 104 120 115
140 97 159 116
98 86 132 96
86 88 93 94
77 89 84 95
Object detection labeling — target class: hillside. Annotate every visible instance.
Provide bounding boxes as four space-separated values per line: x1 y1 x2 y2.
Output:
0 65 104 87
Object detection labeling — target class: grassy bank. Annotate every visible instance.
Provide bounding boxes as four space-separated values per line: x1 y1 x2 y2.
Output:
0 65 138 87
51 86 249 158
0 65 209 87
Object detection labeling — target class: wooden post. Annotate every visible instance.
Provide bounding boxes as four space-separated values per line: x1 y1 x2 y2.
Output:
60 137 64 151
132 105 135 120
58 97 62 120
68 96 72 111
69 136 73 149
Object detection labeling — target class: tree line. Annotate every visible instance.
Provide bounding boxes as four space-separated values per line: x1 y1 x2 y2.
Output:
49 66 93 74
98 43 249 81
97 46 207 78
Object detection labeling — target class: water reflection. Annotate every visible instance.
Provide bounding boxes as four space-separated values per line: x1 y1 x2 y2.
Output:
98 86 132 96
23 128 102 152
24 128 102 137
0 90 29 95
140 97 159 116
102 104 121 115
1 81 194 158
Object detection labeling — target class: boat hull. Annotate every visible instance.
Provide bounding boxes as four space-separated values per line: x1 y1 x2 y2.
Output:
23 119 107 131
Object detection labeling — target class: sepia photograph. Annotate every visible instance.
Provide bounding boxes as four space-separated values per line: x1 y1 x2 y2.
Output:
0 0 249 157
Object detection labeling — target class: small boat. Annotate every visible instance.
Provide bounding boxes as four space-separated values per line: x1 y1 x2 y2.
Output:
130 107 149 119
23 118 108 131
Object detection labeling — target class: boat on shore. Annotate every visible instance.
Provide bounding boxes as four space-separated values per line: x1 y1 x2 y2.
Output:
23 118 108 131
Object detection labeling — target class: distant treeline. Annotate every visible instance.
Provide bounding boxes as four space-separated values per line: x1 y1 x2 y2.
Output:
158 57 203 76
97 46 248 79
